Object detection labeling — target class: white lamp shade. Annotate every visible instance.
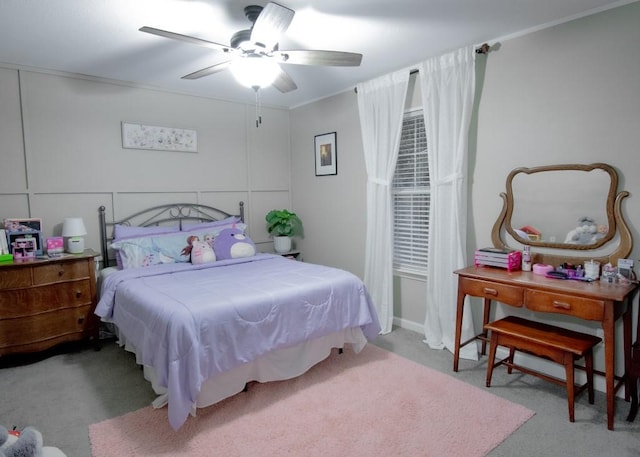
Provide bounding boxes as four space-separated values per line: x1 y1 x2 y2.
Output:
62 217 87 254
62 218 87 237
230 56 280 89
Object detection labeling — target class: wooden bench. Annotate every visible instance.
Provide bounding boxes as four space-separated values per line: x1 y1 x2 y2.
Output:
484 316 602 422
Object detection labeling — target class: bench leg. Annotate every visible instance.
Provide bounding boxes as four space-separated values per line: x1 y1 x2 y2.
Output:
586 350 595 405
507 347 516 374
627 377 638 422
564 353 575 422
486 334 499 388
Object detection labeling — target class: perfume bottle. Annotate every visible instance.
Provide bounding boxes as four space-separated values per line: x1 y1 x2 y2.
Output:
522 246 532 272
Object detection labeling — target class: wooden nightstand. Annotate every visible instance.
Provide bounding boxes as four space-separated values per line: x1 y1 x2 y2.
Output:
0 249 99 357
279 250 301 260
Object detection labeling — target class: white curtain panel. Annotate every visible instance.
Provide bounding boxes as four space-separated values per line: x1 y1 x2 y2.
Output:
419 46 478 360
356 70 410 334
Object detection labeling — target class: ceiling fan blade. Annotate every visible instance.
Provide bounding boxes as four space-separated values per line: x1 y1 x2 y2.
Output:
140 26 231 52
250 2 295 51
272 66 297 93
273 50 363 67
182 60 233 80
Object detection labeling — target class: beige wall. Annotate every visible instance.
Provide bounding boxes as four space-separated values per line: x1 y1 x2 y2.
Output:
291 1 640 346
1 2 639 374
290 91 368 277
0 70 292 256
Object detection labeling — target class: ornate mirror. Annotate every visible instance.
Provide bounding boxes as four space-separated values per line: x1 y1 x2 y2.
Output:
491 163 632 265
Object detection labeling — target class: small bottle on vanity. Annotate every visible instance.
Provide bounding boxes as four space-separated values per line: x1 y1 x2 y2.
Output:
522 246 532 272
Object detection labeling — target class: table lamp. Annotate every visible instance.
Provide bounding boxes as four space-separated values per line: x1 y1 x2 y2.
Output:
62 217 87 254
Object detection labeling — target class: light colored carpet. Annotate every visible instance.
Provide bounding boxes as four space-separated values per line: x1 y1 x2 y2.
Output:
89 344 534 457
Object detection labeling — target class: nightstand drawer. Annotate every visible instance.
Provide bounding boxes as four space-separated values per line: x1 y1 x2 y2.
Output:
32 260 90 285
460 277 524 306
526 289 605 321
0 304 96 353
0 280 92 317
0 268 32 289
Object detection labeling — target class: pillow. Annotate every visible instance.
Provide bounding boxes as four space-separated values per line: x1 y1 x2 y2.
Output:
213 227 256 261
113 224 180 269
114 224 180 239
180 216 241 232
112 223 247 269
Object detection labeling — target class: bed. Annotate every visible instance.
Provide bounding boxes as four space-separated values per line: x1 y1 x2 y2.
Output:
95 202 380 430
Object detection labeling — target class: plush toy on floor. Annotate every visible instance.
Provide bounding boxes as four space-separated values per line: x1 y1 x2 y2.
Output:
0 425 67 457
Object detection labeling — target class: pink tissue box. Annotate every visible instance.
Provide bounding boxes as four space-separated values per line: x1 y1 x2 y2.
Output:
47 237 64 257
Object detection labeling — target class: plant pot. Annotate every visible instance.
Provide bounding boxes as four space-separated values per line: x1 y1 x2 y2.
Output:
273 236 292 254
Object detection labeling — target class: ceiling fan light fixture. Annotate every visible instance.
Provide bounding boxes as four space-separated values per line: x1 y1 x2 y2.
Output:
230 55 280 89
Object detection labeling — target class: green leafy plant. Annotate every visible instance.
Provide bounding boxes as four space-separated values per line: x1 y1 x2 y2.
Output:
265 209 304 238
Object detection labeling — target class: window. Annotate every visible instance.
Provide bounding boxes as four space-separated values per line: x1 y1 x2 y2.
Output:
392 110 430 274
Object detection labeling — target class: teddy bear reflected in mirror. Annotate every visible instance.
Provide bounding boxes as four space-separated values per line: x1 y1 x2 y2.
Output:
564 216 608 245
0 425 66 457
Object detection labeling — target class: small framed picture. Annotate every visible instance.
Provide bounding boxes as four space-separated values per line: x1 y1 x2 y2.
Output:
4 218 42 232
618 258 634 279
7 230 43 256
11 237 37 259
314 132 337 176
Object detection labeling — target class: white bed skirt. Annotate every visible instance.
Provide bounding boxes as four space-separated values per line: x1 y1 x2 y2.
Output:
115 326 368 416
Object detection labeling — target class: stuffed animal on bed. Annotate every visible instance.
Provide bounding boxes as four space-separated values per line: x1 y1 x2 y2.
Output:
190 240 216 264
0 425 67 457
213 227 256 260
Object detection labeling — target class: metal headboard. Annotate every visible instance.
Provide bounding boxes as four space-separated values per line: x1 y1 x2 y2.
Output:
99 202 245 267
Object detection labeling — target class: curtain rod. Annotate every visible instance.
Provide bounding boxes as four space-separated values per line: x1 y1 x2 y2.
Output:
354 43 490 92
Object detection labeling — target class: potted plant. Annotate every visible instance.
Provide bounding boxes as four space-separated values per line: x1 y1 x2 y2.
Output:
265 209 303 253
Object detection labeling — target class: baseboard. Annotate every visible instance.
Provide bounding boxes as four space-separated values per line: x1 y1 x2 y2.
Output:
393 316 423 334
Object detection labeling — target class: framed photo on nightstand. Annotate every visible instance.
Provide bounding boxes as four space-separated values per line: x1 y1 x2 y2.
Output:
7 229 43 256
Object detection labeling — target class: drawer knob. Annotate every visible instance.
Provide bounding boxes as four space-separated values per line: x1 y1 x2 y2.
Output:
483 288 498 296
58 270 65 276
78 317 85 324
76 290 82 298
553 300 571 310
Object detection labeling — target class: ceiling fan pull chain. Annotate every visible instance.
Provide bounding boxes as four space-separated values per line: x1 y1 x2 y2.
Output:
253 85 262 128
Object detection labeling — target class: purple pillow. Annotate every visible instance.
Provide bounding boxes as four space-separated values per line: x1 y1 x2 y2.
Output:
114 224 180 239
180 216 241 232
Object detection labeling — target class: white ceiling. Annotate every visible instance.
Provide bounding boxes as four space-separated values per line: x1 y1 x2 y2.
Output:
0 0 632 109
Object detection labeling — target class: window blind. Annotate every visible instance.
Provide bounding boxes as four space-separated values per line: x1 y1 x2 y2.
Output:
392 112 430 274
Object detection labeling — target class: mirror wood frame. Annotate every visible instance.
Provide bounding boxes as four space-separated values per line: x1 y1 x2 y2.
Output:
491 163 633 266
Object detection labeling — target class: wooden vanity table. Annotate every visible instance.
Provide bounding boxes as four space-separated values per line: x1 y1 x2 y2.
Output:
459 163 638 430
453 265 638 430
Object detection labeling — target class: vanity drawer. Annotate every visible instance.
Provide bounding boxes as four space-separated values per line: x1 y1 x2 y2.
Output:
525 290 604 321
460 277 524 306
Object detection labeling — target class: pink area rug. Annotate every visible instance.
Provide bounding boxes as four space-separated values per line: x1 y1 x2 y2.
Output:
89 344 533 457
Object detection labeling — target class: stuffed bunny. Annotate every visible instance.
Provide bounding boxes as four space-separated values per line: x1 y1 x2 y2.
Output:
190 240 216 265
0 425 67 457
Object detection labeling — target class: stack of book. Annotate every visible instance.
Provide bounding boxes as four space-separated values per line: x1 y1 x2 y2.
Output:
474 247 522 271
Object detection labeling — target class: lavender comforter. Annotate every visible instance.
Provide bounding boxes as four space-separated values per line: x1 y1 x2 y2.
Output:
95 254 380 430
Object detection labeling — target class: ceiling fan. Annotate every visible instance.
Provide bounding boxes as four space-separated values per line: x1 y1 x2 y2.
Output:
140 2 363 93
